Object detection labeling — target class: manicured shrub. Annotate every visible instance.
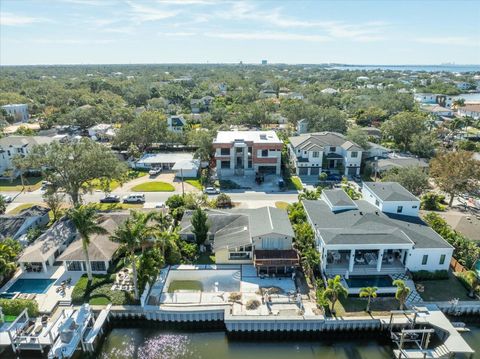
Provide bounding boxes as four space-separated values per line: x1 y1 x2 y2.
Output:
411 270 449 281
246 299 260 310
0 299 39 317
229 292 242 302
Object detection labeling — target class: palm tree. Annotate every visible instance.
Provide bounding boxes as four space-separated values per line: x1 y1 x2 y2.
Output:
0 195 6 214
464 271 479 298
452 98 465 110
359 287 378 312
111 210 158 300
322 275 348 315
393 279 411 310
67 205 107 281
0 242 18 282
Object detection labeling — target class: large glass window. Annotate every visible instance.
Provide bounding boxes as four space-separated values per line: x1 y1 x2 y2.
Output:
329 146 336 152
67 261 83 271
220 148 230 156
312 151 319 158
261 149 268 157
351 151 358 158
91 261 106 272
221 160 230 169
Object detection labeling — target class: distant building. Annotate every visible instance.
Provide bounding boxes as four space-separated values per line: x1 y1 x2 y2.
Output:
167 115 186 133
1 104 29 122
87 123 116 141
420 104 454 117
457 104 480 120
296 119 309 134
321 88 338 95
0 205 50 243
261 60 268 65
414 93 454 108
0 136 54 176
213 131 283 177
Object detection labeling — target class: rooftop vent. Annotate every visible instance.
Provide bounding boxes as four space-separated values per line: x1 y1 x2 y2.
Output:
359 211 363 215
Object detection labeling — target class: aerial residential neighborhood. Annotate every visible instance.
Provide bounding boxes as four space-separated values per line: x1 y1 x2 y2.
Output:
0 0 480 358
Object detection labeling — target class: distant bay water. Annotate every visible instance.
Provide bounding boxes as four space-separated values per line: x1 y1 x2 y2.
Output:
330 65 480 73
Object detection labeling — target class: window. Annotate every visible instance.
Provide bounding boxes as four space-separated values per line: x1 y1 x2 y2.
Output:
248 160 252 168
221 160 230 169
220 148 230 156
397 206 403 213
248 147 252 156
261 149 268 157
375 199 380 206
67 261 83 271
412 205 418 209
422 255 428 265
351 151 358 158
91 261 106 272
229 252 251 260
439 254 446 265
329 146 336 152
312 151 319 158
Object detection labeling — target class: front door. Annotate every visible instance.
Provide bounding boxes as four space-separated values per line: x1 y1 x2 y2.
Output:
329 160 335 169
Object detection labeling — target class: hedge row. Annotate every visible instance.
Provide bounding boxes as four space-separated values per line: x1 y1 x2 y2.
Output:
0 299 39 317
411 270 449 281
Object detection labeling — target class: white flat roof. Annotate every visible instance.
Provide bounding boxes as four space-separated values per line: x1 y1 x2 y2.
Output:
137 152 194 165
172 159 200 171
214 130 281 144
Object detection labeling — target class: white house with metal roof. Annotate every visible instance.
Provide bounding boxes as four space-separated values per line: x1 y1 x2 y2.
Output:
179 207 298 275
288 132 363 177
303 188 453 285
362 182 420 217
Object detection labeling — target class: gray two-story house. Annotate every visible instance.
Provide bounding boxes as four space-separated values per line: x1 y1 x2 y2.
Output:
288 132 363 178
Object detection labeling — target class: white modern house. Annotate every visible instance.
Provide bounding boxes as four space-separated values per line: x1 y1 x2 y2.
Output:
1 104 29 122
457 104 480 120
167 115 186 133
296 119 309 134
0 136 54 176
288 132 363 177
413 93 454 108
362 182 420 217
87 123 116 141
179 207 298 275
303 187 453 289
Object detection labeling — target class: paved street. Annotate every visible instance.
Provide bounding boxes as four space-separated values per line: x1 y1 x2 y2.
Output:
2 188 300 211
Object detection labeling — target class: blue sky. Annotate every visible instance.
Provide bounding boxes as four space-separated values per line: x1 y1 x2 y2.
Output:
1 0 479 65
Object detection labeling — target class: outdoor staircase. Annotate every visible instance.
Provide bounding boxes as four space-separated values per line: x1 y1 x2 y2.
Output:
58 300 72 307
232 270 242 281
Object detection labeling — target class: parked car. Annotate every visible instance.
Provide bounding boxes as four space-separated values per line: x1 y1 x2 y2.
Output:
123 194 145 204
327 174 342 182
100 194 120 203
204 187 220 195
0 194 13 203
149 167 161 176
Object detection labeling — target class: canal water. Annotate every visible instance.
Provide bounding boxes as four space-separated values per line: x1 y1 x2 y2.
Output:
93 325 480 359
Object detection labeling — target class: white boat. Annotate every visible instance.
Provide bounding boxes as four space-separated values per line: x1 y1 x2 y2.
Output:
48 304 92 359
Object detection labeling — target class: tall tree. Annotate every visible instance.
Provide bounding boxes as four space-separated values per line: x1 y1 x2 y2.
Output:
393 279 411 310
67 205 107 281
14 138 127 206
464 271 479 298
111 211 158 300
381 111 427 152
322 275 348 315
43 189 65 223
359 287 378 312
381 166 430 196
430 151 480 206
191 208 209 246
0 195 6 214
346 127 370 150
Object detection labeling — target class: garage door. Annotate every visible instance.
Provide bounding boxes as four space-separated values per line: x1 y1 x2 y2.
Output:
299 167 308 175
258 166 276 174
310 167 320 175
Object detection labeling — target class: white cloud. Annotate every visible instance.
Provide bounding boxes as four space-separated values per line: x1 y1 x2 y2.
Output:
155 0 218 4
32 38 115 45
415 36 478 46
126 1 180 23
0 12 48 26
158 31 197 37
204 31 330 42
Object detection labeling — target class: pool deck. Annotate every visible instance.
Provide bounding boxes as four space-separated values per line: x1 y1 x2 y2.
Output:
0 266 82 313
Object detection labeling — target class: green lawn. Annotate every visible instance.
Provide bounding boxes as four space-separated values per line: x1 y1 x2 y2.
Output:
275 201 289 210
337 297 399 315
71 274 136 306
89 170 147 191
131 181 175 192
417 272 474 301
185 178 203 190
195 252 215 264
4 315 17 322
167 280 203 293
0 176 43 191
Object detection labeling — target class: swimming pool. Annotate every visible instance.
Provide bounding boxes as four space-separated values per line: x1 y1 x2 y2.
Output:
345 275 393 288
6 279 55 294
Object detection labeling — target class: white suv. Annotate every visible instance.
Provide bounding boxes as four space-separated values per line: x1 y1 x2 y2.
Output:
122 194 145 203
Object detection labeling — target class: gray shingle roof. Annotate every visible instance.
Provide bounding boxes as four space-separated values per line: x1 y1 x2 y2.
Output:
375 158 429 171
322 189 357 208
303 199 452 249
289 132 362 152
0 136 54 148
0 205 49 240
363 182 419 202
179 207 294 250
